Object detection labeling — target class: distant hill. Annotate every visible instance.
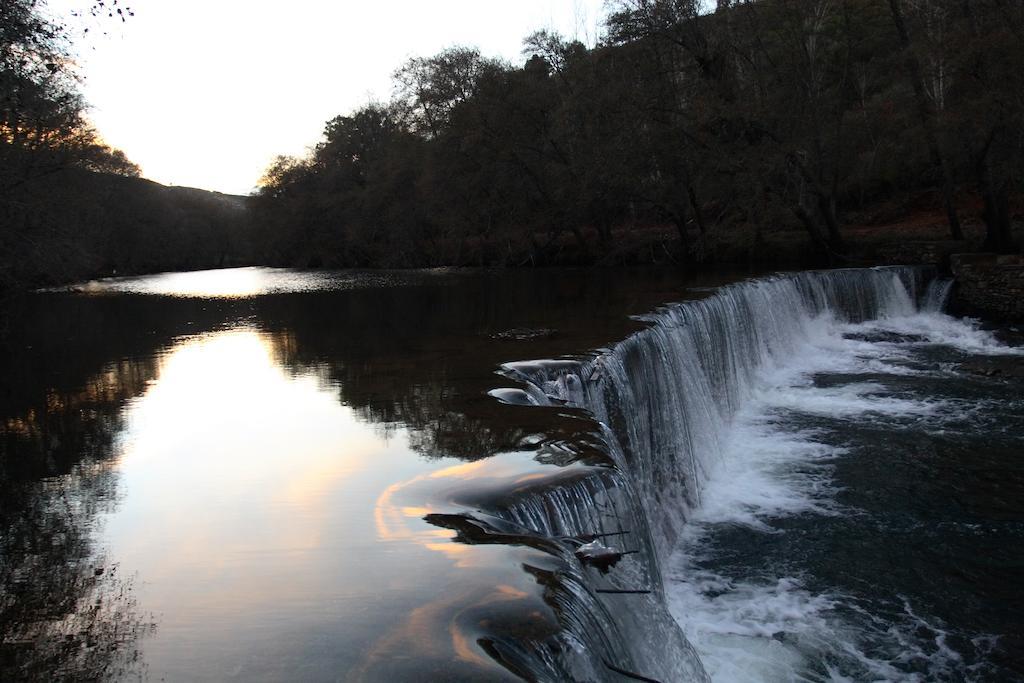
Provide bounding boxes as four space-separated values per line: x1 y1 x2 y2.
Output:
156 182 250 212
1 169 254 292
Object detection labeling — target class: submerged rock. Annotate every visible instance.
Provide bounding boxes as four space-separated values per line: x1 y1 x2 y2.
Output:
991 326 1024 347
843 331 928 344
490 327 557 341
960 357 1024 378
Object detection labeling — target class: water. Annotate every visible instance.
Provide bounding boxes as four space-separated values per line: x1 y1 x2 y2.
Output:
2 266 1021 681
511 269 1024 681
665 304 1024 681
1 267 728 681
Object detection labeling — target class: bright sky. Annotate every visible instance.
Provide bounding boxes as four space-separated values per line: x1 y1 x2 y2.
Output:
49 0 606 195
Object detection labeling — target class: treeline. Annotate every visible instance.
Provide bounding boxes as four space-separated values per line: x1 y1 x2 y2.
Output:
2 167 249 289
1 0 249 294
3 0 1023 289
254 0 1024 268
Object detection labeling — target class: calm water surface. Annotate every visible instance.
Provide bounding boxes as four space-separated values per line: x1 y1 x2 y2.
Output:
1 266 736 680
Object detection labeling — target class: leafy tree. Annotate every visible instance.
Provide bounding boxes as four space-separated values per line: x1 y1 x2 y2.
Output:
393 47 502 138
1 0 149 292
254 0 1023 269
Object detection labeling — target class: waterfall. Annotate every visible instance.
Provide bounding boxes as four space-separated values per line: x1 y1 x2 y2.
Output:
921 276 954 313
502 267 929 553
488 266 937 680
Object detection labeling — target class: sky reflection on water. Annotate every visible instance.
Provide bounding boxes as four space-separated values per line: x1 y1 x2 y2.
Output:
2 266 727 680
66 266 455 298
98 327 478 679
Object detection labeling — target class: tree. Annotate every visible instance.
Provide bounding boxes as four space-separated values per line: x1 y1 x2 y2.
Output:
946 0 1023 253
393 47 501 138
1 0 139 192
255 1 1023 270
886 0 963 240
0 2 228 293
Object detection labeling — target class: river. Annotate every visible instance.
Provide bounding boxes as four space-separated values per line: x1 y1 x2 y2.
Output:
1 266 1021 681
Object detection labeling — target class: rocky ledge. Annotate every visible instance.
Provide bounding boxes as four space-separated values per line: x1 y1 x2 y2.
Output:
950 253 1024 322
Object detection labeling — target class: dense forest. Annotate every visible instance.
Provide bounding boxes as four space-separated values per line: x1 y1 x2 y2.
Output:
253 0 1023 268
2 0 1023 292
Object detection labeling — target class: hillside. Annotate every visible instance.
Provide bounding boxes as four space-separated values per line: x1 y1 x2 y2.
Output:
0 169 252 292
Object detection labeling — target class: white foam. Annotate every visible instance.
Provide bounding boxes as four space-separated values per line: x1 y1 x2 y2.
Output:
692 415 842 532
666 570 836 682
665 307 1015 682
844 312 1024 357
666 566 977 682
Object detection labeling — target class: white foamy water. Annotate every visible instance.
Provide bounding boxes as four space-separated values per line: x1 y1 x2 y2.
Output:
507 270 1020 681
664 308 1018 682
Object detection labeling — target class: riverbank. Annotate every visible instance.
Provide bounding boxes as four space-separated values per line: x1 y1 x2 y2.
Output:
1 189 1020 326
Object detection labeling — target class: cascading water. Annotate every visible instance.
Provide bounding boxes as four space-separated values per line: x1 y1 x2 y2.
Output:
922 276 954 313
502 267 926 552
495 266 1022 681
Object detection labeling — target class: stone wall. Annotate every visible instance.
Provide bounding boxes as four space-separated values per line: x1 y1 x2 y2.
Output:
950 253 1024 321
875 240 974 267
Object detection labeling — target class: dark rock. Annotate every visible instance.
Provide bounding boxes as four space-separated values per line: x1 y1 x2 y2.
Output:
489 327 557 341
574 540 631 574
960 357 1024 378
876 240 970 267
950 253 1024 322
843 331 929 344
